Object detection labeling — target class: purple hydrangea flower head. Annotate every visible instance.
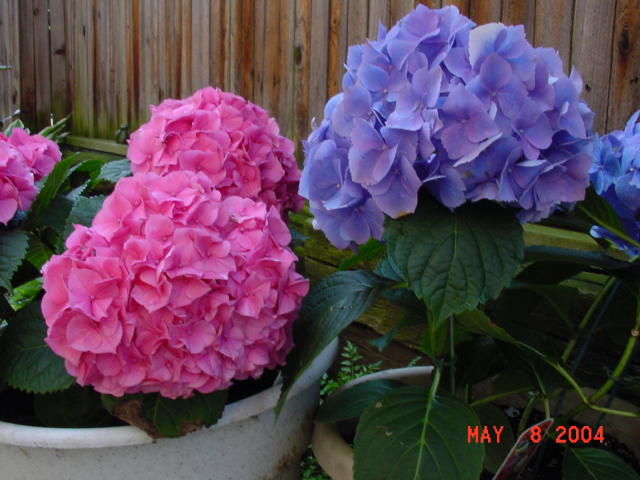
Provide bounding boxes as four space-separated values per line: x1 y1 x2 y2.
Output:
300 4 594 249
590 110 640 256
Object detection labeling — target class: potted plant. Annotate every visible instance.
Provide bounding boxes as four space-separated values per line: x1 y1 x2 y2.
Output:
0 89 337 480
280 5 640 479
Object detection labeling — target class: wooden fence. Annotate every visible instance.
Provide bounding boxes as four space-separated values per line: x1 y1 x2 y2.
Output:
1 0 639 143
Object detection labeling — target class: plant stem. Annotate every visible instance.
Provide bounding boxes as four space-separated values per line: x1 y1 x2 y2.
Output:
561 276 617 363
449 316 455 394
517 394 538 436
470 387 532 407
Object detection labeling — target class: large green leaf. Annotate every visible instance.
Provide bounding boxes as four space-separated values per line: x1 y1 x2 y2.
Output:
353 386 484 480
563 448 640 480
98 158 131 183
316 379 403 423
473 404 515 474
277 270 388 412
33 385 112 428
142 391 227 438
384 199 523 326
26 153 80 227
339 238 386 270
25 234 53 269
455 310 517 344
0 229 28 292
62 195 106 239
0 302 74 392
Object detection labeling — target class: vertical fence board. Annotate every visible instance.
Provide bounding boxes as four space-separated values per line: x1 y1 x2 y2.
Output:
607 0 640 131
572 0 616 134
327 0 347 97
0 0 21 125
368 0 389 39
6 0 640 140
469 0 501 23
294 0 311 143
534 0 573 69
190 0 210 91
18 0 37 130
308 0 329 123
390 0 415 25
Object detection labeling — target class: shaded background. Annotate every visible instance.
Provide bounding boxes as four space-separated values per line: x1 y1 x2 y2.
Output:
1 0 639 145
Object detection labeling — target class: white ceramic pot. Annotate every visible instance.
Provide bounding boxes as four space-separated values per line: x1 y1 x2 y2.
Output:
0 338 338 480
312 366 640 480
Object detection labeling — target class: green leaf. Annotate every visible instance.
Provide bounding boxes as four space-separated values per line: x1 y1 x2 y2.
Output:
62 195 106 239
473 404 515 474
8 277 43 311
0 229 28 292
288 225 308 248
2 118 25 136
98 158 131 183
142 391 227 438
575 187 640 250
374 255 403 282
277 270 387 412
0 302 74 393
384 199 523 326
26 153 80 227
455 310 517 344
316 379 403 423
420 321 449 358
339 239 386 270
516 261 585 285
509 282 579 326
353 386 484 480
33 385 112 428
25 235 53 269
563 448 640 480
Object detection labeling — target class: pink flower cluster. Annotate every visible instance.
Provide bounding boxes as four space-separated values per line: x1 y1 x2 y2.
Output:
42 171 308 398
128 87 304 216
0 129 61 224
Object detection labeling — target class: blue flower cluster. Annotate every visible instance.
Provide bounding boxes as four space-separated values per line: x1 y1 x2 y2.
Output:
590 110 640 257
300 5 594 249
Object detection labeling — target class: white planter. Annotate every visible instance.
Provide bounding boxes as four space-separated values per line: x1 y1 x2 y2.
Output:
0 338 338 480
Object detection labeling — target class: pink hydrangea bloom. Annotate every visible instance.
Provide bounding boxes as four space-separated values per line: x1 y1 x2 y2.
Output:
128 87 304 216
6 128 61 180
41 170 308 399
0 139 37 225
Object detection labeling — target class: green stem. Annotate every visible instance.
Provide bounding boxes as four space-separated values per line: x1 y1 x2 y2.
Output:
561 300 640 422
517 394 538 436
561 276 617 363
470 387 531 407
449 316 455 394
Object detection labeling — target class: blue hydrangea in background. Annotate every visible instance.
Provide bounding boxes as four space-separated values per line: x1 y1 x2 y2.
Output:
300 5 594 249
590 110 640 257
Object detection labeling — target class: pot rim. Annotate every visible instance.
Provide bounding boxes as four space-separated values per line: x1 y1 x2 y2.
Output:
0 338 339 449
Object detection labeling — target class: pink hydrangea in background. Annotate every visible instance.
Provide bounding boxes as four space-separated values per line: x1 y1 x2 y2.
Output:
128 87 304 217
41 170 308 399
6 128 61 180
0 129 61 225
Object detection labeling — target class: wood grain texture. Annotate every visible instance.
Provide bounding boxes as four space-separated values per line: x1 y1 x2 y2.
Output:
607 0 640 131
469 0 501 24
4 0 640 140
0 0 21 125
534 0 573 68
571 0 616 134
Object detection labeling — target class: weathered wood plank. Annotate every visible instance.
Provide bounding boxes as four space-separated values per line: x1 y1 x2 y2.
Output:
571 0 616 134
469 0 501 24
293 0 311 143
415 0 442 9
190 0 210 91
501 0 535 35
308 0 329 123
32 0 52 129
367 0 389 39
0 0 21 125
347 0 369 47
209 0 227 89
389 0 415 25
442 0 469 16
48 0 69 121
18 0 37 130
94 0 112 137
251 0 266 105
533 0 573 69
607 0 640 131
327 0 347 97
64 135 128 155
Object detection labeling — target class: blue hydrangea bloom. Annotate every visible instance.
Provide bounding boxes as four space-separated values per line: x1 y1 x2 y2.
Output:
589 110 640 257
300 4 594 249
